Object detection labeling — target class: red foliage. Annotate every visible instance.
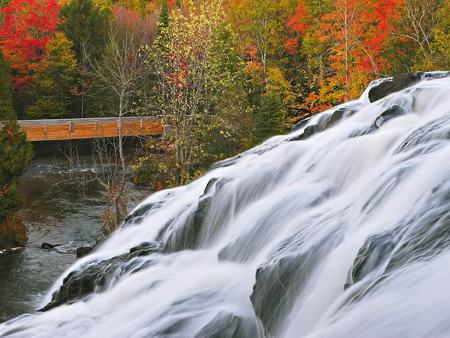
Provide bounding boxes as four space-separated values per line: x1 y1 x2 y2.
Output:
320 0 402 85
287 0 310 35
286 0 310 55
113 7 157 45
0 0 60 92
285 37 299 56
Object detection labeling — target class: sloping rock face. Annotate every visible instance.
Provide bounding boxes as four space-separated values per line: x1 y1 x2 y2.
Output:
368 72 449 103
41 242 163 311
368 73 423 102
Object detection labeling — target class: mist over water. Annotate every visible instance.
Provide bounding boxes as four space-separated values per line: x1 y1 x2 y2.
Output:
1 73 450 337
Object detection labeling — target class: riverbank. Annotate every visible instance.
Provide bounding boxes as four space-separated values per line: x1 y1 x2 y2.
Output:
0 149 149 323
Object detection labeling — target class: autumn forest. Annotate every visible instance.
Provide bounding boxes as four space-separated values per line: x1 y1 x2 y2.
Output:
0 0 449 247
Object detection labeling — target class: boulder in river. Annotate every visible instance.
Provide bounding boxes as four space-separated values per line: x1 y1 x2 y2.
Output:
40 241 163 312
368 72 423 102
76 246 94 258
367 72 450 103
41 242 62 250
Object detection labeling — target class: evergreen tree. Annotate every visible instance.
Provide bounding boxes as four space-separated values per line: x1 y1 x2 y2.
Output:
158 0 169 32
0 50 32 247
26 32 78 119
199 23 253 160
0 51 13 120
60 0 111 62
60 0 112 117
252 91 287 144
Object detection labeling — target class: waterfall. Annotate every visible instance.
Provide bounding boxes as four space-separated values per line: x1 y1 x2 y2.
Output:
1 72 450 338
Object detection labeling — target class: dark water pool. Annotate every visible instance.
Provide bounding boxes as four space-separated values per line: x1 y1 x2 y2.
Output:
0 157 148 323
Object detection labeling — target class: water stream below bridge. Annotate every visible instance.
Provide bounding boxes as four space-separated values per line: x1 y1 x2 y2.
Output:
0 150 148 323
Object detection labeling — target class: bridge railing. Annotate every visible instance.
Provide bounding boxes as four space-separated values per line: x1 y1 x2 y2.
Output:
15 116 165 142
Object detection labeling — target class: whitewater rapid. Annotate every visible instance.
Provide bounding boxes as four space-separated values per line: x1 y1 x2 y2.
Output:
1 73 450 338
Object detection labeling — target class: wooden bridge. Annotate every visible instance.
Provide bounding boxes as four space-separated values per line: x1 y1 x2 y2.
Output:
17 117 164 142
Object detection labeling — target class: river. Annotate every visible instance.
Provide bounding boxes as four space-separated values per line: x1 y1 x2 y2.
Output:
0 146 149 323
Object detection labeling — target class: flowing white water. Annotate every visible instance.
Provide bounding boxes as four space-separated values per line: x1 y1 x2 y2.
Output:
1 73 450 338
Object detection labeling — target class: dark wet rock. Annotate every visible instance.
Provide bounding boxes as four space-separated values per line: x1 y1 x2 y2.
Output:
367 72 449 103
289 106 359 142
373 104 408 128
250 228 342 336
151 296 264 338
288 125 319 141
164 178 230 252
41 242 62 249
195 312 264 338
40 241 163 311
345 231 397 289
321 107 346 130
209 155 242 171
0 246 24 255
123 201 165 227
394 115 450 153
292 116 314 132
76 246 94 258
123 192 176 227
368 72 424 103
344 182 450 303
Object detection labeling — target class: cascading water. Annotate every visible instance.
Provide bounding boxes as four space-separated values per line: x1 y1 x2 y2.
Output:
1 72 450 338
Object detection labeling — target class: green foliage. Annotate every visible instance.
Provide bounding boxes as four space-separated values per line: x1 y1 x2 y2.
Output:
0 61 31 207
0 50 14 120
60 0 111 62
26 32 78 119
0 97 32 239
0 122 32 188
412 0 450 71
158 0 169 32
147 4 253 185
252 91 287 144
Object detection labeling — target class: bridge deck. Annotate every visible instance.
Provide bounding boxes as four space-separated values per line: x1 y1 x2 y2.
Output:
17 117 164 142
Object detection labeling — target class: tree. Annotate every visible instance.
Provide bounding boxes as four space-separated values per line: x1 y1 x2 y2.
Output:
158 0 170 32
286 0 333 114
0 50 32 248
289 0 400 108
60 0 111 62
60 0 111 117
0 0 60 93
252 91 286 144
0 50 13 119
227 0 290 78
197 23 253 165
149 0 241 183
27 32 78 119
86 6 156 232
407 0 450 71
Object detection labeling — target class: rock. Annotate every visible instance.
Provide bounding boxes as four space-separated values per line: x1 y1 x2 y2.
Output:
288 124 319 141
249 229 342 336
164 177 230 252
345 231 397 290
194 312 264 338
373 104 407 128
292 115 314 132
40 241 163 312
76 246 94 258
209 154 242 171
41 242 62 249
0 246 24 255
321 107 348 130
289 106 358 142
368 72 423 103
343 182 450 305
